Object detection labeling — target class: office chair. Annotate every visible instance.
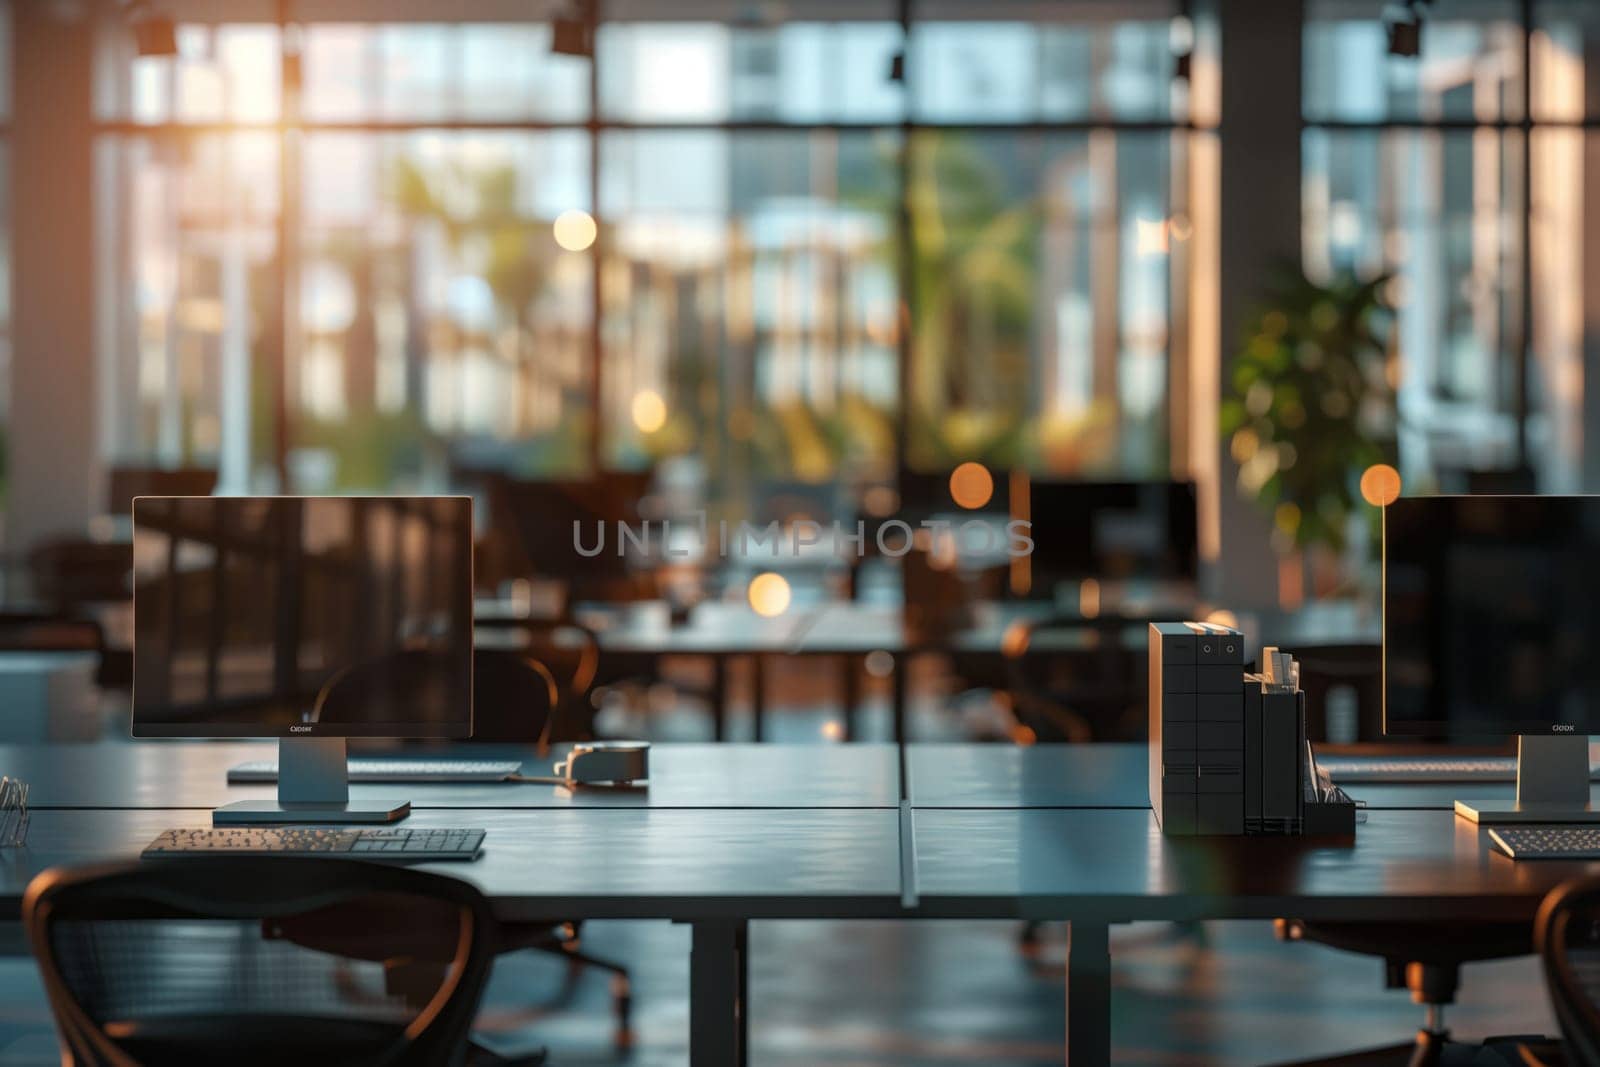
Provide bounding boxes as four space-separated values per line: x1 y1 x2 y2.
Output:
23 857 496 1067
1534 875 1600 1066
1273 919 1541 1066
1271 643 1539 1065
472 620 602 745
1533 880 1600 1065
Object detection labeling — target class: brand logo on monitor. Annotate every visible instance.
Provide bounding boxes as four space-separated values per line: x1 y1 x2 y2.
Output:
289 725 314 733
1554 724 1576 732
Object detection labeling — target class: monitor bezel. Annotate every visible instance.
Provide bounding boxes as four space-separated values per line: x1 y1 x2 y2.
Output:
1382 493 1598 739
130 494 475 740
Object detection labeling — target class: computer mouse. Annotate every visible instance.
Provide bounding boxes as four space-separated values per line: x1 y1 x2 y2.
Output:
552 741 650 786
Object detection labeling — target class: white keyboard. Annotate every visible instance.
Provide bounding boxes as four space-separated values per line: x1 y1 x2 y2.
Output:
227 759 522 784
1319 756 1600 784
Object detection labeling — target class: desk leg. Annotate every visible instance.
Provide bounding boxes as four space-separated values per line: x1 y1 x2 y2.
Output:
690 919 747 1067
711 655 728 742
1066 920 1111 1067
752 655 767 742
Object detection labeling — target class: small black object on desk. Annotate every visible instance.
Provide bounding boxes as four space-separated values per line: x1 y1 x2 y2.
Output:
1151 622 1356 837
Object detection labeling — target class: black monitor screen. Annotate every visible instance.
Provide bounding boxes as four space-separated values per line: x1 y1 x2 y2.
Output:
132 496 473 738
1025 480 1198 583
1384 495 1600 738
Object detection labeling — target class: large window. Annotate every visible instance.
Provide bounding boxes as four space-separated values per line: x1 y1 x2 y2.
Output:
92 2 1200 499
1303 0 1599 492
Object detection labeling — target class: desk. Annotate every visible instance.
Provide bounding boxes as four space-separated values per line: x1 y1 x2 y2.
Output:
0 740 1582 1066
903 807 1586 1063
2 742 901 810
903 744 1600 1063
0 806 904 1067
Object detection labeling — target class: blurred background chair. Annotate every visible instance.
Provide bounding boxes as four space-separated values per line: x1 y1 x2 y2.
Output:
23 857 496 1066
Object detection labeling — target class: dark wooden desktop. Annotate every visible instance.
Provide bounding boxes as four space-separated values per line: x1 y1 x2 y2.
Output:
0 740 1590 1065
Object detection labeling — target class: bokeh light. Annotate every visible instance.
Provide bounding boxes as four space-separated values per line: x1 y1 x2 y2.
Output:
949 461 994 510
747 572 792 617
1359 463 1402 507
553 208 597 252
631 390 667 434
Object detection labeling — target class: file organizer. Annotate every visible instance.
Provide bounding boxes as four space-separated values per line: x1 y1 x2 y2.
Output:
1151 624 1356 836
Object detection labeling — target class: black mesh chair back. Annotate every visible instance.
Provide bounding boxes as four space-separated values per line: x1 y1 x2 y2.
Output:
471 621 600 745
24 858 497 1067
469 647 564 746
1536 875 1600 1065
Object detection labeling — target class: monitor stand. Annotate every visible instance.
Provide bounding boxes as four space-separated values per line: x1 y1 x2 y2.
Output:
213 738 411 826
1455 735 1597 824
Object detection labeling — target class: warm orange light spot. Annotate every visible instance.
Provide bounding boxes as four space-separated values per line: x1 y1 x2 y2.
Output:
1010 723 1038 746
747 572 791 617
1230 428 1259 464
949 462 994 510
821 721 844 742
1359 463 1402 507
553 209 597 252
1079 578 1101 619
631 390 667 434
1205 608 1239 629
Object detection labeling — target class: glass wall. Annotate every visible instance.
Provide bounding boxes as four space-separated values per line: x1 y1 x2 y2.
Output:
91 1 1197 501
1303 0 1598 492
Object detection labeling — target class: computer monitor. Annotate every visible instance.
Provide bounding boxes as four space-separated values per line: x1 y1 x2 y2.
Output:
1022 480 1199 587
132 496 474 825
1384 494 1600 823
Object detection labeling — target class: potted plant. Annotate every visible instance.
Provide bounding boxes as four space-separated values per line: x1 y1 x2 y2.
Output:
1220 265 1397 593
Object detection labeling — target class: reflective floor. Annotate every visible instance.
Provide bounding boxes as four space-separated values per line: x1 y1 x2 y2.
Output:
0 916 1555 1065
